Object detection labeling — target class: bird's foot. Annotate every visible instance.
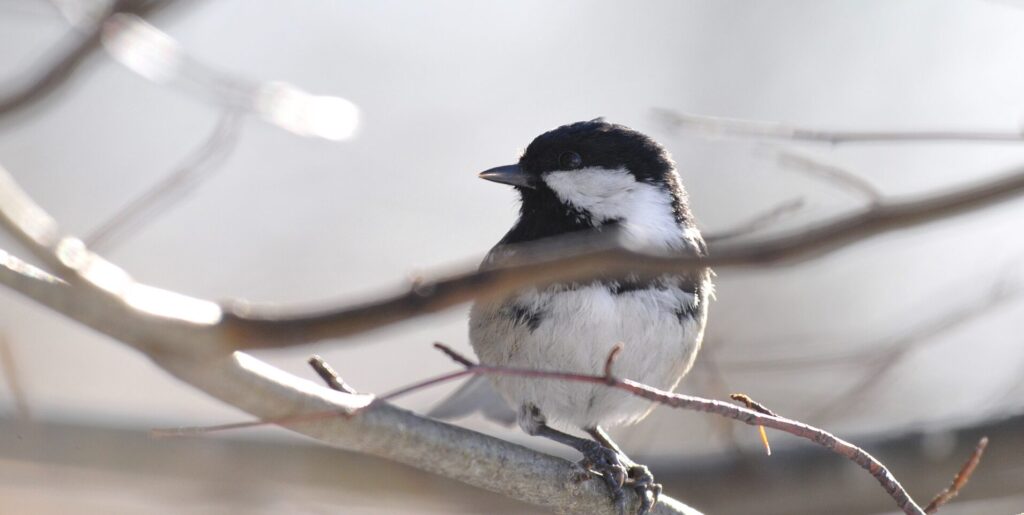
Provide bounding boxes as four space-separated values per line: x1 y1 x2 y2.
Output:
573 441 660 515
626 463 662 515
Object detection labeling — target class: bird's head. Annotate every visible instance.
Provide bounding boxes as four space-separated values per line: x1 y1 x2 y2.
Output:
480 119 697 247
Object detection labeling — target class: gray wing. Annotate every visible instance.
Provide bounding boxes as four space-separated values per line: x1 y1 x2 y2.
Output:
426 375 517 426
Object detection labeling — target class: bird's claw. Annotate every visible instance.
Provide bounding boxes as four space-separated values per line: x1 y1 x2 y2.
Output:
576 442 659 515
628 464 662 515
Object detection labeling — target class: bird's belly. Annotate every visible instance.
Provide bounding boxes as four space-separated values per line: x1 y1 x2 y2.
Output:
470 284 704 429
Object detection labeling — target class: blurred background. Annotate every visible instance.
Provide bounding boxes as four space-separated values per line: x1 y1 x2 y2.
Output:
1 1 1024 513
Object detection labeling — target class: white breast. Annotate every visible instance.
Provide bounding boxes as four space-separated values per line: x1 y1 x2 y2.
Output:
470 284 707 430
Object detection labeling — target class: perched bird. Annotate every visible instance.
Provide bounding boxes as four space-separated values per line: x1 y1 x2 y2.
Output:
431 119 711 514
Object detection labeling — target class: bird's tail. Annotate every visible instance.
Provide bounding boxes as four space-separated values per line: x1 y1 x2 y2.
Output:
426 375 517 426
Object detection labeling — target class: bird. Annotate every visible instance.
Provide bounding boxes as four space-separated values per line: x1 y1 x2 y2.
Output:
430 119 711 515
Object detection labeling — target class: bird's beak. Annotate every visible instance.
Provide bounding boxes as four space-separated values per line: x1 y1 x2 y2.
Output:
478 164 536 189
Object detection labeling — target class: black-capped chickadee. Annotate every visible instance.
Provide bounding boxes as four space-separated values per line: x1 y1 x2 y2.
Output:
431 119 711 514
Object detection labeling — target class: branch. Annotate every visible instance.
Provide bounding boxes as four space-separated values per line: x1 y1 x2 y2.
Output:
0 0 169 119
653 109 1024 144
218 162 1024 349
99 13 358 141
924 437 989 514
0 333 30 420
718 277 1023 374
85 108 243 251
773 150 883 204
308 354 357 394
702 197 805 243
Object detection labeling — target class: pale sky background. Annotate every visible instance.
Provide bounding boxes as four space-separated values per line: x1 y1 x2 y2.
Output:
2 0 1024 470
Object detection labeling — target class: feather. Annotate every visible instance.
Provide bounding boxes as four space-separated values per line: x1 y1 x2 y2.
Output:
427 375 518 426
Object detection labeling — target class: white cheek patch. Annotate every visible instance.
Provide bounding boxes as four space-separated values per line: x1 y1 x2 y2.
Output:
543 167 687 248
543 168 637 220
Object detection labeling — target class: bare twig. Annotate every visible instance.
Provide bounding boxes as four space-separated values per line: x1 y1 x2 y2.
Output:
728 393 777 417
702 198 805 243
85 109 243 251
307 354 357 394
654 109 1024 144
807 282 1020 422
218 163 1024 349
151 407 356 438
729 393 775 456
100 14 358 141
924 436 989 513
0 333 31 420
774 150 883 204
704 275 1022 374
603 342 624 380
0 0 169 119
15 1 355 141
0 0 111 118
688 346 743 450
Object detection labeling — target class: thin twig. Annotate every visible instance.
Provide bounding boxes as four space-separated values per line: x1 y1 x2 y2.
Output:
0 0 169 119
688 346 743 450
654 109 1024 145
702 198 805 243
0 333 31 420
99 14 358 141
924 436 989 513
603 342 623 380
730 393 775 456
695 275 1022 373
728 393 777 417
85 109 243 251
807 282 1020 423
151 408 356 438
308 354 357 394
774 150 883 204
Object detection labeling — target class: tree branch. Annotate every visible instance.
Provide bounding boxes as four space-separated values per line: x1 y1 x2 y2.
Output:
85 108 243 251
0 332 31 420
0 0 170 120
653 109 1024 144
702 197 805 243
99 13 358 141
924 437 989 514
773 149 883 204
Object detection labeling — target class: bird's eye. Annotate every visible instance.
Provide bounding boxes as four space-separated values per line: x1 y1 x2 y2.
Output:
558 151 583 170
